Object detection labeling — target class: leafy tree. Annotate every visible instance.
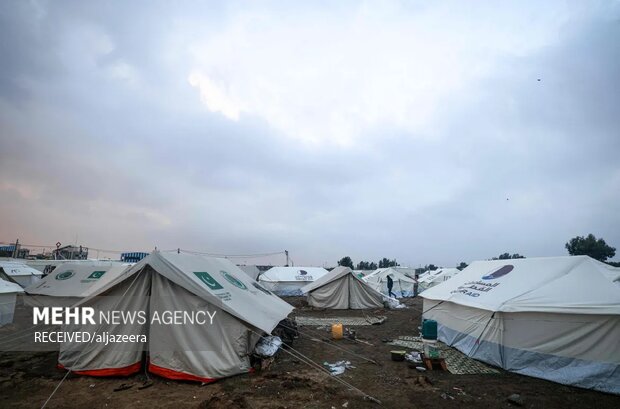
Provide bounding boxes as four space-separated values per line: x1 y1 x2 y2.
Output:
378 258 399 268
356 261 377 270
424 264 438 271
565 234 616 262
457 262 468 270
492 253 525 260
337 256 354 269
607 261 620 268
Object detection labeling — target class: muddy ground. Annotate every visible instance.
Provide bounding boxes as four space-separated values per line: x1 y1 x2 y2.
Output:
0 296 618 408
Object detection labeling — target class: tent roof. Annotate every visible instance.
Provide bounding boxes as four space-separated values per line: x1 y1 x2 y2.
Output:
259 266 328 282
79 251 293 334
0 262 43 277
0 278 24 294
421 256 620 314
363 267 416 283
300 266 355 293
418 268 459 284
25 261 132 297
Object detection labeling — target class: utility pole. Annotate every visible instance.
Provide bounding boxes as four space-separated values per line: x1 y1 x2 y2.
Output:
285 250 289 267
12 238 19 258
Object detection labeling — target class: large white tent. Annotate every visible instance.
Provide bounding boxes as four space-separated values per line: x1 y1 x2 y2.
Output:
24 261 132 307
237 265 261 280
59 251 293 382
301 267 385 309
418 268 460 292
0 261 43 287
363 267 417 297
258 266 329 296
421 256 620 394
0 279 24 326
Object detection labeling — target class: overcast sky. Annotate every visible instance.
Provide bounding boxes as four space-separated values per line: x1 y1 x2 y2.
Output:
1 0 619 267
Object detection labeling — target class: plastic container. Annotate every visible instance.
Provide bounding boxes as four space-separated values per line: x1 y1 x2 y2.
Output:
422 339 440 359
331 323 343 340
422 319 438 340
391 350 406 361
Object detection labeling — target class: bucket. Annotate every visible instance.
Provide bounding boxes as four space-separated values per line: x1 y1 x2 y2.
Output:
422 339 440 359
422 319 438 340
331 323 343 340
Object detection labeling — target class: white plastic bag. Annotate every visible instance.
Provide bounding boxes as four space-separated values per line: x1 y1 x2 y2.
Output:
255 336 283 357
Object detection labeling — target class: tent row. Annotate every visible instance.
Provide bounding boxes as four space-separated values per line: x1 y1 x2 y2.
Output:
256 265 463 298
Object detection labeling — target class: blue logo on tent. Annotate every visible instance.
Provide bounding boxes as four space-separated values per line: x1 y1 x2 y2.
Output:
482 265 514 280
299 270 308 275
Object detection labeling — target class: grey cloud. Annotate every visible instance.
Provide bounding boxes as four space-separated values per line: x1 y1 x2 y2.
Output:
0 1 618 267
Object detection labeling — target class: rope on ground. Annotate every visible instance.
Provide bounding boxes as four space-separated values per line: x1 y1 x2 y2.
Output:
293 319 379 348
248 328 381 405
276 322 377 364
291 318 381 347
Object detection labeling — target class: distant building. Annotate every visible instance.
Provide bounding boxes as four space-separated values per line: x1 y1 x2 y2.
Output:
53 245 88 260
121 252 149 263
0 245 30 259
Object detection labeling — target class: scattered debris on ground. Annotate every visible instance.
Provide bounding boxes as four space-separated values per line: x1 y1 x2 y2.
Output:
323 361 356 376
388 335 499 374
296 315 387 326
507 393 525 406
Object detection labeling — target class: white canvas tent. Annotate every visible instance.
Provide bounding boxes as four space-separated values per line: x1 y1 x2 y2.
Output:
258 266 329 296
352 270 372 278
0 279 24 326
237 265 261 280
363 267 417 297
421 256 620 394
24 261 132 307
301 267 385 309
58 251 293 382
418 268 460 292
0 261 43 287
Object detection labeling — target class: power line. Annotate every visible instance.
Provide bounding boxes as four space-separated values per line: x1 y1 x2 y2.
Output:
0 241 287 260
177 249 286 259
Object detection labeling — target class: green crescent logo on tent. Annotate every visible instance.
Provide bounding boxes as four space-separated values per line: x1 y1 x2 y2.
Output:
87 270 107 279
220 270 247 290
193 272 224 290
55 270 75 280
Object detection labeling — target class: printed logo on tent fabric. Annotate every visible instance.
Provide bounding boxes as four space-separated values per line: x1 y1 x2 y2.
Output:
87 270 107 279
193 272 224 290
220 270 247 290
481 265 514 280
55 270 75 280
295 270 313 281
